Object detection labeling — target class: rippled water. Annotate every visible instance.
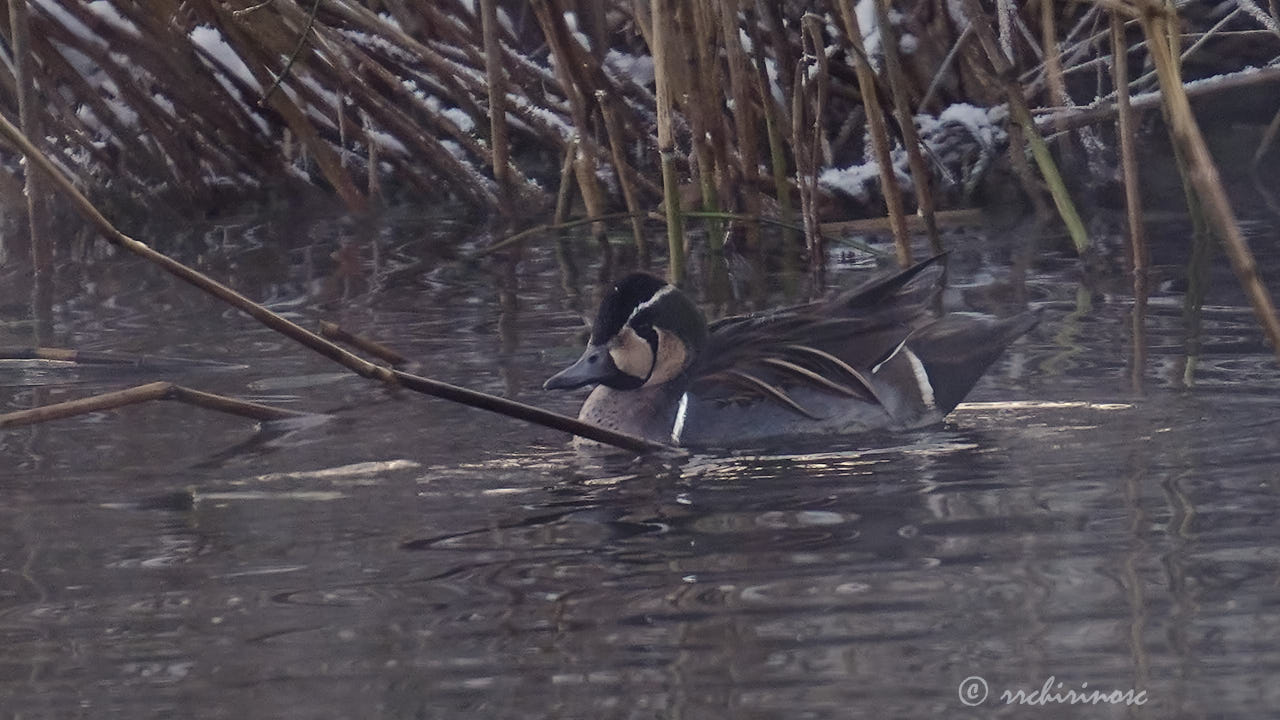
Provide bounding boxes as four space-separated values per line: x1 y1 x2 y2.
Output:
2 200 1279 719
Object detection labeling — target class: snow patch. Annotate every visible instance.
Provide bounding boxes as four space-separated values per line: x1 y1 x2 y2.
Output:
190 25 262 93
935 103 1001 149
367 128 408 155
376 11 402 31
152 93 175 116
824 103 1007 203
87 1 139 37
298 73 340 112
105 97 138 127
497 8 515 36
856 0 881 63
33 0 105 48
563 11 591 51
440 140 467 161
424 96 475 133
508 94 574 140
605 50 655 86
820 163 904 203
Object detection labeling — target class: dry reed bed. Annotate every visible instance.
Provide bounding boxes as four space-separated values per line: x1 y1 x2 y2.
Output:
2 0 1279 259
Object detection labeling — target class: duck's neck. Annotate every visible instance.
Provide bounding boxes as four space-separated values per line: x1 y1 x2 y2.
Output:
577 380 687 445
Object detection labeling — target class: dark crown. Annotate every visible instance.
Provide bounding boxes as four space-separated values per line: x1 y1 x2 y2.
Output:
590 273 708 354
590 273 668 344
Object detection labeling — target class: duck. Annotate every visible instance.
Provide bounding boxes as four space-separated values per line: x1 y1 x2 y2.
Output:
543 255 1037 448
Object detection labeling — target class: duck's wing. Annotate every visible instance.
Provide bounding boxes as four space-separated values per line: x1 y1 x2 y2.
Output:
691 256 946 413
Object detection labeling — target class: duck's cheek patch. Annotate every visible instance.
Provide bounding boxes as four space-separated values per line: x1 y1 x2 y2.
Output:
609 327 654 381
645 328 687 386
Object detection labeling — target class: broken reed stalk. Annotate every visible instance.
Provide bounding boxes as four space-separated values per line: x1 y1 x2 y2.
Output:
553 142 578 224
0 111 668 454
574 148 611 251
837 1 912 267
1182 226 1212 382
1144 6 1212 239
1109 12 1147 273
922 25 973 110
651 0 686 284
528 0 608 244
1040 0 1072 153
1137 5 1280 363
795 15 827 265
821 208 984 235
1255 107 1280 167
474 211 643 258
874 0 943 256
741 5 796 251
1131 268 1149 393
1111 9 1149 392
479 0 511 210
995 0 1016 61
681 1 725 251
718 0 762 251
0 382 308 429
790 68 820 264
318 322 408 366
598 92 649 265
8 0 50 282
1043 66 1280 134
0 347 234 367
365 121 382 203
962 0 1089 255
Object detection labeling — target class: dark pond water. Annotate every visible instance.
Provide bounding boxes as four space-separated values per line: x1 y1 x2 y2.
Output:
2 195 1279 719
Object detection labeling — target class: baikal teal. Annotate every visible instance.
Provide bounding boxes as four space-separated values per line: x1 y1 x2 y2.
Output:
544 256 1038 449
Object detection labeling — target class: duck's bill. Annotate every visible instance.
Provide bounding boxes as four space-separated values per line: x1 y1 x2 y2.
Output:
543 346 613 390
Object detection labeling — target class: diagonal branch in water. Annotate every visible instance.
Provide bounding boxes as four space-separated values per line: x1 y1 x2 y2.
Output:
0 111 669 454
0 382 309 428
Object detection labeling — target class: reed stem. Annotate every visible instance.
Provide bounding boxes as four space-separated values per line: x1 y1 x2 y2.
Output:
1139 5 1280 363
962 0 1089 254
652 0 686 283
1110 12 1147 273
838 0 913 267
8 0 50 283
718 0 762 251
874 0 943 256
480 0 512 210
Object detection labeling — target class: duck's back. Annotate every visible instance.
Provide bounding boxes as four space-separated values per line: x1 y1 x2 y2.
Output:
675 311 1037 448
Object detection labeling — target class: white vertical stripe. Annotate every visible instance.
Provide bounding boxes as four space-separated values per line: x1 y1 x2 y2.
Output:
671 392 690 444
902 348 936 409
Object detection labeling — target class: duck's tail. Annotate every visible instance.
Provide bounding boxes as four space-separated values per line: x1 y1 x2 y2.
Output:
905 311 1040 413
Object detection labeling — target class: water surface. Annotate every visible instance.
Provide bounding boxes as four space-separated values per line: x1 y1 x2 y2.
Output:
1 203 1279 719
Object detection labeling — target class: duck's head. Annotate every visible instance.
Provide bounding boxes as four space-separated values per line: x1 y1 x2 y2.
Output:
544 273 707 392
